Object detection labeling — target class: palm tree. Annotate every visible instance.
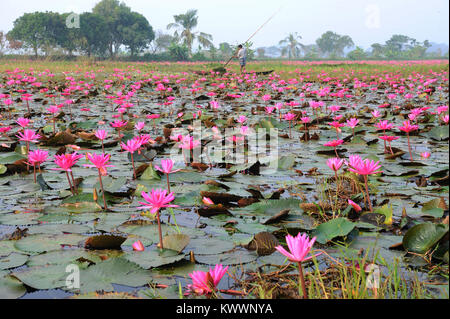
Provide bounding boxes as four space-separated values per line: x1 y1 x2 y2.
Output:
166 9 213 57
279 32 303 59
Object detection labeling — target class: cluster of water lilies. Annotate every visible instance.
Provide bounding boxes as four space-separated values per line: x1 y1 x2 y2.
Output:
0 60 448 299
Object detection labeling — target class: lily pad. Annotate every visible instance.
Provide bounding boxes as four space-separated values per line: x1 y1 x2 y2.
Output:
14 234 85 253
124 249 186 269
312 218 356 244
402 223 448 254
0 274 27 299
0 253 28 270
75 257 153 293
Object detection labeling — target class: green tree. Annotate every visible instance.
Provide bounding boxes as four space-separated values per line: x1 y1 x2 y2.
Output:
218 42 233 59
78 12 109 57
347 46 367 60
302 44 320 59
151 31 176 53
57 13 81 56
167 9 213 57
168 42 189 61
92 0 130 58
371 43 384 58
335 35 354 57
316 31 354 58
279 32 303 59
256 47 266 59
8 12 61 57
120 11 155 57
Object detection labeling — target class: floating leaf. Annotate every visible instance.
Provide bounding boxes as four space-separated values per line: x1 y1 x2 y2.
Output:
313 218 356 244
14 234 85 253
161 234 190 253
84 234 127 250
244 232 279 256
76 258 153 293
402 223 448 254
0 274 26 299
124 249 185 269
0 253 28 270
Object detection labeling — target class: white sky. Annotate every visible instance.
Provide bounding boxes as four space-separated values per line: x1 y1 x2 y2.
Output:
1 0 448 49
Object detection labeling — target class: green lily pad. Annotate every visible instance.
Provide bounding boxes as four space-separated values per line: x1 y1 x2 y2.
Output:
312 217 356 244
11 264 68 290
0 274 27 299
0 253 29 270
162 234 190 253
27 223 91 235
75 257 153 293
402 223 448 254
14 234 85 253
124 249 186 269
194 248 257 266
421 198 445 218
27 249 102 267
0 213 42 226
426 125 449 141
186 237 235 255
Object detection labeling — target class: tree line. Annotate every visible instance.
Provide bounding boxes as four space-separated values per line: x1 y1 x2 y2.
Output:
0 0 447 61
274 31 444 60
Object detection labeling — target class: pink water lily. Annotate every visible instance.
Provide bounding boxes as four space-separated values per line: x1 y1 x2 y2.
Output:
84 153 114 210
138 189 179 249
138 189 178 214
16 129 41 154
348 157 382 212
52 152 84 195
275 233 321 299
155 159 180 192
132 240 145 251
188 264 229 296
348 199 362 212
16 117 30 128
346 118 359 137
398 120 419 161
121 137 142 179
324 139 344 157
95 129 108 153
284 113 296 138
202 197 214 206
27 149 48 183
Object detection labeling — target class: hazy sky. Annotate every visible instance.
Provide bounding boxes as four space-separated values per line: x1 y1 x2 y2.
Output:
1 0 448 49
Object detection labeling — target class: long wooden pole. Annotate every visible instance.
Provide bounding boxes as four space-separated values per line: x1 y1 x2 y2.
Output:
223 6 283 68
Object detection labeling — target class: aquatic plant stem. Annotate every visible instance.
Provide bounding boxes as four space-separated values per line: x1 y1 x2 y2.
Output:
65 171 75 195
363 175 373 212
406 133 413 161
130 153 136 179
97 169 108 210
297 262 308 299
157 211 164 250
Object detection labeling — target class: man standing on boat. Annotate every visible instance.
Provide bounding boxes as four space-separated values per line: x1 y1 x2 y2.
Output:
234 44 247 74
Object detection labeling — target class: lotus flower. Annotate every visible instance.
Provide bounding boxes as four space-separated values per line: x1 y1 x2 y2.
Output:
155 159 180 192
275 233 321 299
188 264 229 296
138 189 179 249
84 153 114 210
348 199 362 212
348 158 382 212
132 240 145 251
